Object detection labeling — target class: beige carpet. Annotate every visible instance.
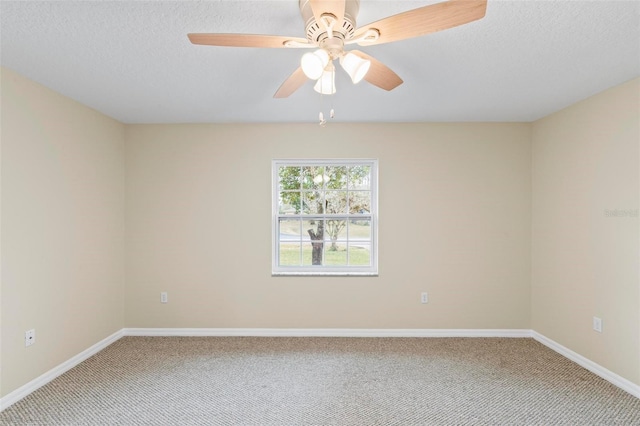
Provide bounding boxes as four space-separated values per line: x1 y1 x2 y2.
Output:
1 337 639 425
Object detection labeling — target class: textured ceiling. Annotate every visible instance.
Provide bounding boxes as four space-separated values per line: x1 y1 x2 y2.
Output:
1 0 638 124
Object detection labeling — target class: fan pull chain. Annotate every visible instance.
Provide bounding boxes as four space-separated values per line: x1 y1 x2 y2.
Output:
318 90 328 126
318 70 335 127
319 92 325 126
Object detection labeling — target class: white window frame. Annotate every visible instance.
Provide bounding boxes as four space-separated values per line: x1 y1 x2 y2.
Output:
272 159 378 276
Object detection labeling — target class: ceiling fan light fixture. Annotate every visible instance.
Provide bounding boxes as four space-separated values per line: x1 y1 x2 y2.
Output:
301 49 329 80
313 67 336 95
340 52 371 84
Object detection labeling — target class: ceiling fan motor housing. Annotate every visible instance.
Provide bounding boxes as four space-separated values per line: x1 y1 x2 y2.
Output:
300 0 359 47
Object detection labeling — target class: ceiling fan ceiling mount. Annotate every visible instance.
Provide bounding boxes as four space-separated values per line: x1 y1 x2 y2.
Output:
187 0 488 98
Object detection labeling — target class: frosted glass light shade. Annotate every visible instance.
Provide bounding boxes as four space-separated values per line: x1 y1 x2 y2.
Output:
313 69 336 94
301 50 330 80
340 52 371 84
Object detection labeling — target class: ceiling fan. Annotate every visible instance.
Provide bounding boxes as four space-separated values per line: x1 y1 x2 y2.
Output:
188 0 487 98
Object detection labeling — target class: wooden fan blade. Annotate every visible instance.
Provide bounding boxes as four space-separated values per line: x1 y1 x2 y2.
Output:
274 67 308 98
353 0 487 46
188 33 310 48
310 0 345 31
350 50 403 91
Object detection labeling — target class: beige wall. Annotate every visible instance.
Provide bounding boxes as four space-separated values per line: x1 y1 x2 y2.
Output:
1 68 126 397
531 77 640 385
125 123 532 329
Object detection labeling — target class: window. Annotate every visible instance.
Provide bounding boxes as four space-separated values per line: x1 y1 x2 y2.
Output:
272 159 378 276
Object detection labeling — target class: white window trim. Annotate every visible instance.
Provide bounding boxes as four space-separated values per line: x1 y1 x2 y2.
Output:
272 159 378 276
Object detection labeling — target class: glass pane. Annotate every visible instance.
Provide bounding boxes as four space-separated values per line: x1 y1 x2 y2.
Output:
279 191 300 214
301 166 326 190
279 166 301 190
349 165 371 189
349 191 371 214
279 218 301 239
348 218 371 240
325 219 348 241
325 166 348 190
326 191 347 214
279 243 301 266
302 191 323 214
324 243 347 266
349 243 371 266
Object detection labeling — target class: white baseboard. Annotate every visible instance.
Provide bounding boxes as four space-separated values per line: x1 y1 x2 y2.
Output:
532 331 640 399
123 328 533 338
0 329 124 412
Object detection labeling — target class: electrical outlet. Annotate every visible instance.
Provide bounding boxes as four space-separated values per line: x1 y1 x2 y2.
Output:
421 292 428 304
593 317 602 333
161 292 168 303
25 329 35 347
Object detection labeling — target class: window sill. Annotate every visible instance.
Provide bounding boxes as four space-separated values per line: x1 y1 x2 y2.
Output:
272 271 378 277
